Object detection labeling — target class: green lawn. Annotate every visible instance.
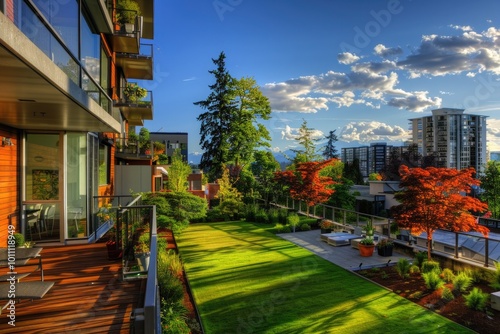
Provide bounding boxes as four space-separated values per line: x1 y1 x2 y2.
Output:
177 221 473 334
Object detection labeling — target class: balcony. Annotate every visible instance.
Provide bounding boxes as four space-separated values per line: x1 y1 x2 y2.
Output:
110 8 142 54
114 84 153 126
116 44 154 80
0 5 120 133
83 0 113 34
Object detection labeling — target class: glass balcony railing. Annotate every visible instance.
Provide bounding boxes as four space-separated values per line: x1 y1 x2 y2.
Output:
6 1 115 118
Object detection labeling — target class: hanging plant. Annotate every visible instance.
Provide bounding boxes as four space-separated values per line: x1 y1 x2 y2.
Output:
124 83 147 102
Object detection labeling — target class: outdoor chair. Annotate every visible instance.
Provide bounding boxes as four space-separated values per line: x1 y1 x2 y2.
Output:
0 281 54 314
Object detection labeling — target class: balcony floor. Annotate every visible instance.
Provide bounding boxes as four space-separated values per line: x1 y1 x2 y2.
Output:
1 243 143 333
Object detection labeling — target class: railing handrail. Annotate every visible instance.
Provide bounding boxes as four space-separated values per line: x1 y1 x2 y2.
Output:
143 208 160 333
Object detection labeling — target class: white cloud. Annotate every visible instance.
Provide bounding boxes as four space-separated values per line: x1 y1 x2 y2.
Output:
388 91 442 112
281 124 324 141
374 44 403 58
337 52 360 64
339 121 410 143
262 26 500 116
487 118 500 151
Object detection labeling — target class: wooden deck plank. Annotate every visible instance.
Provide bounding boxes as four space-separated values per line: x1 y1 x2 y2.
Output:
0 243 144 333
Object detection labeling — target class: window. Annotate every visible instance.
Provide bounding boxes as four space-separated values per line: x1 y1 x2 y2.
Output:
99 143 110 185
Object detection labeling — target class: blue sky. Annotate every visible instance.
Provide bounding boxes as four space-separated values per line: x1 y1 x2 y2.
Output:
141 0 500 163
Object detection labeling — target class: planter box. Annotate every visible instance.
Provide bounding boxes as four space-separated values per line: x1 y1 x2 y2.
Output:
377 246 393 257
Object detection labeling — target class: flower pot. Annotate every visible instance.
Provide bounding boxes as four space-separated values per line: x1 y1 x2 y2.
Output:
377 245 393 257
358 244 375 257
320 228 332 234
135 252 150 271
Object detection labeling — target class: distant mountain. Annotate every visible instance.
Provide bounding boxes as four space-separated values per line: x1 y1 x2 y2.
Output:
188 150 294 169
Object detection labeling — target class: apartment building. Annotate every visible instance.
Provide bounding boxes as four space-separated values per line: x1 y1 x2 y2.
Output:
0 0 154 246
409 108 487 173
341 143 392 181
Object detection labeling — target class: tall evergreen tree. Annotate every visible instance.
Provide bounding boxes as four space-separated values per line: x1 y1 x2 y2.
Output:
290 119 320 164
322 130 339 159
194 53 272 182
194 52 236 181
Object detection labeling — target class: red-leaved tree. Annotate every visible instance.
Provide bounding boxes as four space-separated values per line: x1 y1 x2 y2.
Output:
392 165 489 260
275 159 337 216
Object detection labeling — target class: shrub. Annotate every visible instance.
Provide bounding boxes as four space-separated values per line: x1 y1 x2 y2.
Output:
244 203 259 222
254 209 269 224
490 261 500 290
300 223 311 231
267 208 280 224
453 271 473 293
413 251 427 268
287 213 300 232
423 271 444 290
441 287 454 302
464 287 489 311
409 265 420 275
421 260 441 274
395 258 411 278
13 233 25 247
441 268 455 283
277 208 289 225
275 224 291 233
463 268 484 284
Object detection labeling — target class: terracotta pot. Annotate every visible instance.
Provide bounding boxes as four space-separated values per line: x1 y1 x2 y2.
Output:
358 244 375 257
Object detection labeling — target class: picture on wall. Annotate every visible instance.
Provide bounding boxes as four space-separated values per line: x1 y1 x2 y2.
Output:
32 169 59 200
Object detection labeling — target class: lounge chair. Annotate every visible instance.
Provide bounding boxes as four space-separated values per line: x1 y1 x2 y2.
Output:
0 281 54 314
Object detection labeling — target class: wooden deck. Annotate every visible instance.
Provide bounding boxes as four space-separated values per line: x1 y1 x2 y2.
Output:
0 243 144 333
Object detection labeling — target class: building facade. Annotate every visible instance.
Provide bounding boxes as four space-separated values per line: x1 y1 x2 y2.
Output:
150 132 189 163
410 108 487 173
0 0 155 246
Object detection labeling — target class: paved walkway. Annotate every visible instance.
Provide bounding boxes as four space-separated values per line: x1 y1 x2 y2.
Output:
278 230 412 271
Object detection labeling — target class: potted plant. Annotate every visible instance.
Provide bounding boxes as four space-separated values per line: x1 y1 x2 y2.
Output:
134 232 150 271
377 238 394 257
116 0 141 33
358 238 375 257
363 220 374 240
123 82 147 103
13 232 25 247
319 219 334 234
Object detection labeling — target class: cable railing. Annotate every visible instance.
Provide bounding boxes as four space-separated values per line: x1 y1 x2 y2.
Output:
273 197 500 268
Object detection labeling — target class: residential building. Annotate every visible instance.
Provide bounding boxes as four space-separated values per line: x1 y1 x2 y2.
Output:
150 132 188 163
409 108 487 174
0 1 155 246
342 143 402 181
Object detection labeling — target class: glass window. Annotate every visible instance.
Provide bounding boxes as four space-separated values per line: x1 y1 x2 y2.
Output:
67 133 87 238
25 134 60 201
81 11 100 84
99 143 110 185
32 0 79 56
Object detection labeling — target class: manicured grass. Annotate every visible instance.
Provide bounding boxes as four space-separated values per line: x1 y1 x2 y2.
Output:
177 221 473 333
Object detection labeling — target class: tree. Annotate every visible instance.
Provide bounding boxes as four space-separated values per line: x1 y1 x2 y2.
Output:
228 77 272 169
290 119 320 163
194 51 235 181
250 150 281 205
322 160 356 210
322 130 339 159
392 165 489 260
275 159 337 216
166 149 191 192
194 53 272 182
480 161 500 219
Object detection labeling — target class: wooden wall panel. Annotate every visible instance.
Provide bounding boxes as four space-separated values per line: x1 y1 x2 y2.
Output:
0 127 20 247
